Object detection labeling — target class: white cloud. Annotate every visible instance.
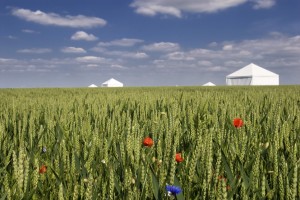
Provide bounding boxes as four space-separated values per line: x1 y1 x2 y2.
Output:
198 60 213 66
12 8 106 28
147 33 300 76
61 47 86 53
165 52 195 61
111 64 127 69
222 44 233 51
98 38 144 47
208 42 218 47
0 58 19 63
2 33 299 85
22 29 39 34
133 4 181 17
251 0 276 9
0 57 68 72
130 0 275 17
133 52 149 59
71 31 98 41
86 64 99 68
98 50 149 59
17 48 52 54
76 56 107 63
142 42 180 52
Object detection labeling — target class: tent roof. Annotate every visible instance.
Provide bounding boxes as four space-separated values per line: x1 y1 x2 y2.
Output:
102 78 123 85
226 63 278 78
202 82 216 86
88 84 97 87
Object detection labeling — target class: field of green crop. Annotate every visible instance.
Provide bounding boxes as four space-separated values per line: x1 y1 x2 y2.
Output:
0 86 299 199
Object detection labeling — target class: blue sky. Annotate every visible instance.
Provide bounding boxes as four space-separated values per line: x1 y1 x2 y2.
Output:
0 0 299 87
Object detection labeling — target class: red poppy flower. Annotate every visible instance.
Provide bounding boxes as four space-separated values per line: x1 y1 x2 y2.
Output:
233 118 243 128
39 164 47 174
143 137 154 147
175 153 184 163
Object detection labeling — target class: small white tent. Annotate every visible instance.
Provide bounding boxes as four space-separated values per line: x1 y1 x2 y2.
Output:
202 82 216 86
226 63 279 85
101 78 123 87
88 84 98 88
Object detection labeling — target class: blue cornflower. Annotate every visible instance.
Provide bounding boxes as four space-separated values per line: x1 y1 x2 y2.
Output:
166 185 182 196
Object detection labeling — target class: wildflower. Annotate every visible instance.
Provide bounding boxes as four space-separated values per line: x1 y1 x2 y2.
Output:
39 164 47 174
101 159 106 164
166 185 182 196
226 185 231 191
143 137 154 147
217 175 227 182
42 146 47 153
175 153 184 163
233 118 243 128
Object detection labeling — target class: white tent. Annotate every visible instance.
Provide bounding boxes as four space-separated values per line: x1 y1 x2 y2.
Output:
101 78 123 87
88 84 98 88
202 82 216 86
226 63 279 85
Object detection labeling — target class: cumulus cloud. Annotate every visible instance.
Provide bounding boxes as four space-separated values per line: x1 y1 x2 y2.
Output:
96 49 149 59
17 48 52 54
134 52 149 59
142 42 180 52
98 38 144 47
61 47 86 53
12 8 106 28
146 34 300 76
0 58 19 64
130 0 275 17
198 60 213 66
71 31 98 41
165 52 195 61
0 57 72 73
251 0 276 9
111 64 127 69
222 44 233 51
2 33 299 85
133 4 181 17
76 56 107 63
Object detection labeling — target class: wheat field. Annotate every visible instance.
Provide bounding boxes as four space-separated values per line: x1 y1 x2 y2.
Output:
0 86 299 199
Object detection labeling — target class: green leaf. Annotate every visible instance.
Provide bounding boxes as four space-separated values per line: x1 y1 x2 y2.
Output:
220 147 234 183
236 156 250 190
149 166 159 200
0 194 7 200
114 174 121 195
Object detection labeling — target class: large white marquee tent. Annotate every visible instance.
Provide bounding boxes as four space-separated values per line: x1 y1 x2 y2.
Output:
101 78 123 87
226 63 279 86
